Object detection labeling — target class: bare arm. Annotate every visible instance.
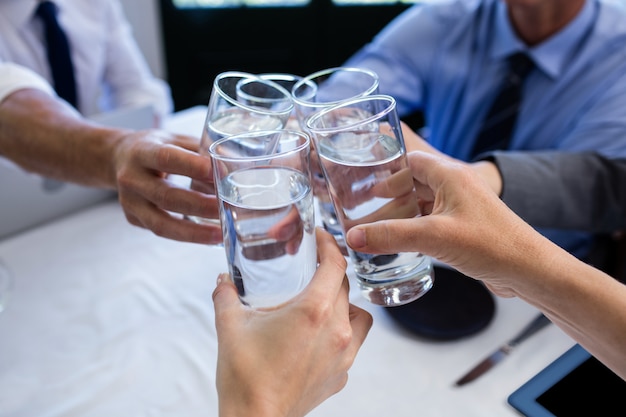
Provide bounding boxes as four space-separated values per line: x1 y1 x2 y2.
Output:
0 89 124 187
345 151 626 380
0 88 222 244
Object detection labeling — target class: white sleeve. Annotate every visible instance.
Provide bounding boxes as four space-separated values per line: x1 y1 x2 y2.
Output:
0 63 55 104
101 1 173 119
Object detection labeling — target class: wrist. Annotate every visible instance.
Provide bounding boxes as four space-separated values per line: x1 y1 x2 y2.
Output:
470 160 503 197
219 397 283 417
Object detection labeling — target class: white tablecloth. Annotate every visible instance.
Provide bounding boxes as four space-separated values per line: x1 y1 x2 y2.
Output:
0 107 576 417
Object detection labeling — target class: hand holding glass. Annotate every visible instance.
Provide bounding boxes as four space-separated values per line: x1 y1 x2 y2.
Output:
307 95 433 307
209 130 317 308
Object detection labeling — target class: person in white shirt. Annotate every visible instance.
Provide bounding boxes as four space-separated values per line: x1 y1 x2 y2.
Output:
0 63 215 243
0 0 172 121
0 0 174 238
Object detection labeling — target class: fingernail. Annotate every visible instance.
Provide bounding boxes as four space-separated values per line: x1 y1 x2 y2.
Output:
348 228 366 249
217 273 227 285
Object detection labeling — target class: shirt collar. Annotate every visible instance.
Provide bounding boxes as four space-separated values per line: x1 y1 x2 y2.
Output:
4 0 70 29
1 1 38 29
491 0 597 79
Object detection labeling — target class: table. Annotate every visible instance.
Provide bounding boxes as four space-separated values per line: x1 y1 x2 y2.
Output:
0 107 576 417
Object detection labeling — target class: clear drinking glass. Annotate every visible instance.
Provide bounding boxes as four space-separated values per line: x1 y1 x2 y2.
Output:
292 67 379 248
242 73 312 132
208 130 316 308
188 71 294 228
307 95 434 307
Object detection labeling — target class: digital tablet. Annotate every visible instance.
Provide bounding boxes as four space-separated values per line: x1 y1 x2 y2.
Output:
507 344 625 416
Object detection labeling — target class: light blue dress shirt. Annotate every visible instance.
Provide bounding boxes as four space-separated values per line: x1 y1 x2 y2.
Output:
344 0 626 257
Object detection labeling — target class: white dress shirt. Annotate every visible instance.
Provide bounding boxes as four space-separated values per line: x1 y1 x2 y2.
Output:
0 62 54 103
0 0 172 119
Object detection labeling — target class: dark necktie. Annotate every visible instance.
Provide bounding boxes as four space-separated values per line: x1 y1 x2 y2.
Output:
469 53 534 158
35 1 78 108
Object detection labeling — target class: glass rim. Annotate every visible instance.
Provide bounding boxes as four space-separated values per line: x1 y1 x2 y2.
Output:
291 66 379 108
213 71 294 116
208 129 310 163
258 73 303 83
306 94 396 134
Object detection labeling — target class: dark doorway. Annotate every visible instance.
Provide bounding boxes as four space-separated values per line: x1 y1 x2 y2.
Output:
159 0 412 111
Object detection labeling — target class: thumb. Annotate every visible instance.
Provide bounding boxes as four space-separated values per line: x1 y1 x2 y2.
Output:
212 273 243 324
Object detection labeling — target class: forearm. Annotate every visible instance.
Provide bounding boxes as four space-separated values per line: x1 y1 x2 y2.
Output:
0 89 127 188
504 229 626 379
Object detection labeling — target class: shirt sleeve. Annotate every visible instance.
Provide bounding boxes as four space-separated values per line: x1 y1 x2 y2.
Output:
0 62 55 104
100 0 173 120
342 5 437 117
488 150 626 233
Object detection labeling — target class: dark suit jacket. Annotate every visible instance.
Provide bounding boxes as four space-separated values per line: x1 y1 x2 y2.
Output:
488 151 626 233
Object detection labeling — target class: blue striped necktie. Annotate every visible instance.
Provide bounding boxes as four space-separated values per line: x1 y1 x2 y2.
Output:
470 53 534 159
35 1 78 108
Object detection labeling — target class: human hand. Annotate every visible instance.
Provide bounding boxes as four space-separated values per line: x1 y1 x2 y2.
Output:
345 151 544 297
316 123 419 227
265 205 305 256
213 228 373 417
112 129 223 244
400 121 450 158
400 122 503 196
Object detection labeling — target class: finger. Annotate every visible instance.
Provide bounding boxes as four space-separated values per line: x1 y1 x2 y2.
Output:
347 304 373 350
407 151 464 192
147 183 220 219
167 134 202 152
285 226 304 256
334 273 352 318
157 145 213 181
413 178 435 202
369 167 414 199
304 228 348 300
120 193 223 244
213 273 244 331
345 216 436 256
129 134 213 182
119 169 220 219
267 206 301 242
342 191 419 231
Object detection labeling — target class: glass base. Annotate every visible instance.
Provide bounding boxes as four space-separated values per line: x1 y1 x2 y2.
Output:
357 259 434 307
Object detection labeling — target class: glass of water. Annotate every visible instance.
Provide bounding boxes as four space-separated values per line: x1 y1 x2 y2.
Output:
188 72 294 228
307 95 434 307
208 129 317 308
242 73 311 132
292 67 379 250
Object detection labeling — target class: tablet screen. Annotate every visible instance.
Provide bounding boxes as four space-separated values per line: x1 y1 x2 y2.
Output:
508 344 626 416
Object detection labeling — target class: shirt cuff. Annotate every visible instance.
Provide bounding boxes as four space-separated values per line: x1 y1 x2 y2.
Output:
0 63 55 104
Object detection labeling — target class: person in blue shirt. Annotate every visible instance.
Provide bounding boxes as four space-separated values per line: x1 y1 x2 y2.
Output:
343 0 626 259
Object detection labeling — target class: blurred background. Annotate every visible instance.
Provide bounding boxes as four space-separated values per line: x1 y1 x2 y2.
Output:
121 0 429 112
